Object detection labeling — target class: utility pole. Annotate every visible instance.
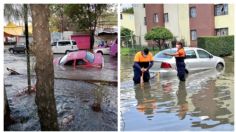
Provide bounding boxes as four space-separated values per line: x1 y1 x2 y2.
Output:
24 4 31 93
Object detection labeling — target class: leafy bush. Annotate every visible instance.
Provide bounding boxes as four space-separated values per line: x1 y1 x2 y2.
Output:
198 35 234 56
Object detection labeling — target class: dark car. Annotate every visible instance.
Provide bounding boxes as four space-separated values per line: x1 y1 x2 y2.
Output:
8 44 26 54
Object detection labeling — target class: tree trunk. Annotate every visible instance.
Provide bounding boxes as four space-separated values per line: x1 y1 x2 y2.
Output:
24 4 31 93
30 5 59 131
4 87 14 129
90 30 95 50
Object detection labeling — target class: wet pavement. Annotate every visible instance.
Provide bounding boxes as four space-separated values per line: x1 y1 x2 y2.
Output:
4 51 117 131
120 56 234 131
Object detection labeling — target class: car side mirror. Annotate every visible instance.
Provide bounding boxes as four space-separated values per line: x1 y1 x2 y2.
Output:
209 55 213 58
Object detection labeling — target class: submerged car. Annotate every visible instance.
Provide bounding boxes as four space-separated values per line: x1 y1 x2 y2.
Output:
53 50 104 68
149 47 225 78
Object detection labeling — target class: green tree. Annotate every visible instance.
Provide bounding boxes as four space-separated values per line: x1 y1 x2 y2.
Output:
145 27 173 50
64 4 111 49
49 5 75 32
121 27 134 47
122 7 134 14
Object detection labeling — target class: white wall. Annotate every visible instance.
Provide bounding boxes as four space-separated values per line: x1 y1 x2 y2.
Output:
133 4 148 46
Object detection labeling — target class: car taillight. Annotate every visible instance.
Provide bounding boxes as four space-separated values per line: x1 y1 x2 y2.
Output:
161 62 172 68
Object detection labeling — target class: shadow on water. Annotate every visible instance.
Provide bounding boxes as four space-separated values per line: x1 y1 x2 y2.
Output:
120 56 234 131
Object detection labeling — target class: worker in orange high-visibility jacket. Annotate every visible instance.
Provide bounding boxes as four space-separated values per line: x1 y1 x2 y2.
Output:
133 48 154 84
164 41 186 81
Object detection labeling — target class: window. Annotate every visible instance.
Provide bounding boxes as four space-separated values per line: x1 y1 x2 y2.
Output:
164 13 169 22
51 42 57 46
185 50 197 59
215 28 228 36
190 7 197 18
143 4 145 8
153 13 158 23
72 41 77 45
58 41 71 46
191 30 197 41
144 17 147 25
75 59 86 65
64 60 74 66
155 49 176 59
215 4 228 16
197 50 211 58
120 14 123 20
85 52 95 63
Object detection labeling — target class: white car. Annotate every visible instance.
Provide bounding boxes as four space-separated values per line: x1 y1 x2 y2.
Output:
93 45 110 55
51 40 78 54
150 47 225 78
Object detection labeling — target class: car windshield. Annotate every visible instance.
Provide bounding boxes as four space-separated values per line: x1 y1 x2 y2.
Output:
154 49 176 59
85 52 95 63
59 54 68 65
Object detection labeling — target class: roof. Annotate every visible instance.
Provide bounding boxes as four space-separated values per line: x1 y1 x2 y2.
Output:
4 22 32 37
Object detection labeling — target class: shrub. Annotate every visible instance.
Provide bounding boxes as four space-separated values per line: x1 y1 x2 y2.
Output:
197 35 234 56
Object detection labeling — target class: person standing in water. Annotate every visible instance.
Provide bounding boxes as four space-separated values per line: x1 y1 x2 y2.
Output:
133 48 154 84
164 41 186 81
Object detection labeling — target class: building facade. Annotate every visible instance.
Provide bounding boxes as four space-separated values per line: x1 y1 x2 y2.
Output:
133 4 148 45
133 4 234 47
120 13 135 33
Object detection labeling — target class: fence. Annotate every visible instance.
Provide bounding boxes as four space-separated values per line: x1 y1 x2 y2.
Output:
121 35 172 54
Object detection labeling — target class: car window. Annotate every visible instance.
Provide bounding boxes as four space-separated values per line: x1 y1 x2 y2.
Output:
85 52 95 63
75 59 86 65
72 41 77 45
51 42 57 46
186 50 197 59
197 50 211 58
154 49 176 59
64 60 74 65
59 54 68 65
58 41 71 46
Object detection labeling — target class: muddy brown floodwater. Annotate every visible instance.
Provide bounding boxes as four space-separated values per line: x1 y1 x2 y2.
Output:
121 56 234 131
4 52 117 131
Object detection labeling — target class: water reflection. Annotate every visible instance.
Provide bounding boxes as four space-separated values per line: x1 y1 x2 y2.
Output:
176 81 188 120
121 62 233 131
135 83 157 116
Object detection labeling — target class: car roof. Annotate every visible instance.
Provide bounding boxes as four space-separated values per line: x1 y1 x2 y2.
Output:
55 40 76 42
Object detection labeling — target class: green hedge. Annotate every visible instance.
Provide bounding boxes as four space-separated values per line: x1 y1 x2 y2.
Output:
198 35 234 57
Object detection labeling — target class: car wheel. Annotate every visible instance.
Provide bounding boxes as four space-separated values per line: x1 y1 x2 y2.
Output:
9 49 14 54
216 63 224 72
97 51 103 55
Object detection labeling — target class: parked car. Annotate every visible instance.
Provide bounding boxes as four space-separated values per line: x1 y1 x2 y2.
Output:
51 40 78 54
93 44 111 55
53 50 104 68
149 47 225 78
110 38 118 57
8 44 26 54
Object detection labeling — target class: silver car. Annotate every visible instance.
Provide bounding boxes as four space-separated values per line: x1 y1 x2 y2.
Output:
149 47 225 79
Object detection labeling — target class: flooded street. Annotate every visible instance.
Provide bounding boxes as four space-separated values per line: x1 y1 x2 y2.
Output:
120 56 234 131
4 51 117 131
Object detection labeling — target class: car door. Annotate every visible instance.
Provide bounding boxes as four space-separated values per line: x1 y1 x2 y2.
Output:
184 49 199 72
71 41 77 51
196 49 215 70
104 45 110 54
58 41 69 53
